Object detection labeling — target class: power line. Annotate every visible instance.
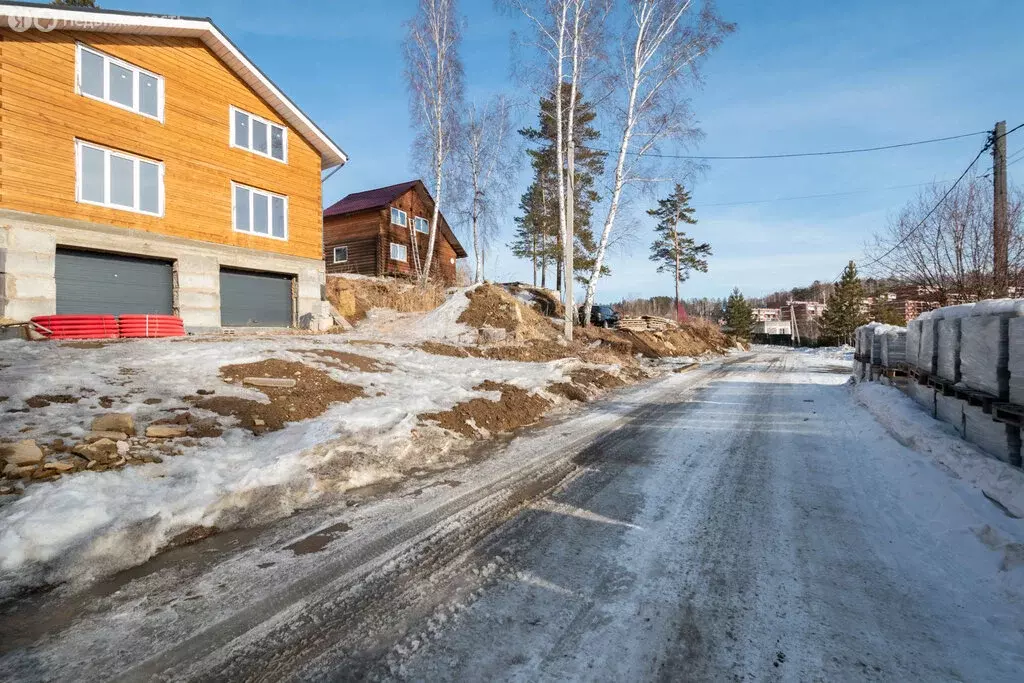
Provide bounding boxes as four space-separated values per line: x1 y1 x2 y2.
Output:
581 129 987 161
839 143 992 282
693 179 952 209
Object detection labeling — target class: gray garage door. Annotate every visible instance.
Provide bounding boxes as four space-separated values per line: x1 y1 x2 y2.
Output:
55 248 173 315
219 268 293 327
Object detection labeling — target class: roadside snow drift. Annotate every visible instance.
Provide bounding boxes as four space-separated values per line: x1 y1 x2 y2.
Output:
0 311 625 595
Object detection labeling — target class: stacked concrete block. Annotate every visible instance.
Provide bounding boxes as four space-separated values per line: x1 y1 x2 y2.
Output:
880 327 907 367
1008 317 1024 405
907 381 936 417
918 311 938 375
906 319 922 368
964 405 1022 466
960 300 1024 400
935 391 965 437
936 318 963 382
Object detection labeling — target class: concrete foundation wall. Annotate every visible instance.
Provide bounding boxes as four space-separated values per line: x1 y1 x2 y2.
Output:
0 210 326 330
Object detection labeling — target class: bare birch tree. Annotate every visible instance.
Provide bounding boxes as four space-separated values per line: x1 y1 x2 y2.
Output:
405 0 465 283
454 95 518 282
866 175 1024 302
580 0 732 325
504 0 605 339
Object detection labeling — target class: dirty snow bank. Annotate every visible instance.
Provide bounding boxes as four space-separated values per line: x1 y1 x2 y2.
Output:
853 382 1024 517
0 332 598 595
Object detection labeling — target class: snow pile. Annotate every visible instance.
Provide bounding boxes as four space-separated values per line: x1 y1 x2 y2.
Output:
854 382 1024 518
0 332 590 594
356 285 479 342
796 345 854 361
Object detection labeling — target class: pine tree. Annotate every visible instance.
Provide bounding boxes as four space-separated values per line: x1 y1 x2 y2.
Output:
647 184 711 320
510 83 606 292
724 287 754 340
819 261 868 345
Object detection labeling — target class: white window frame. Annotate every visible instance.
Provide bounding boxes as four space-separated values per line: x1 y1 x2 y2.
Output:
390 243 408 262
229 105 288 163
333 246 349 264
75 43 164 122
231 182 288 241
413 216 430 234
390 207 408 227
74 140 164 217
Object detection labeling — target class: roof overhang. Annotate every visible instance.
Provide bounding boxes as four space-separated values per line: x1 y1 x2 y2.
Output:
0 2 347 170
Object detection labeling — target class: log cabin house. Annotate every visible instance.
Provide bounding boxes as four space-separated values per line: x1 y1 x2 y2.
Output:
323 180 467 284
0 3 346 329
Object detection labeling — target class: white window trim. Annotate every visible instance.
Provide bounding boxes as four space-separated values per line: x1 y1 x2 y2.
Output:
391 207 408 227
229 105 289 164
333 246 349 264
74 139 165 217
231 181 288 241
390 243 408 262
75 42 164 122
413 216 430 234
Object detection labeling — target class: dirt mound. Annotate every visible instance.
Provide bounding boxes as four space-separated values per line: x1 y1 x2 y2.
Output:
420 381 551 439
293 349 392 373
457 284 555 338
417 339 575 363
501 282 565 318
194 359 364 434
326 276 447 323
621 320 730 358
569 368 627 390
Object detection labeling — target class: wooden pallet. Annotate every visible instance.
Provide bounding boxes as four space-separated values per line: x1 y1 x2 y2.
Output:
882 367 909 380
926 374 957 396
953 386 997 413
992 402 1024 427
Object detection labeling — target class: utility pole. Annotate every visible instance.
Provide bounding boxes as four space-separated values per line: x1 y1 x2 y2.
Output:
993 120 1009 296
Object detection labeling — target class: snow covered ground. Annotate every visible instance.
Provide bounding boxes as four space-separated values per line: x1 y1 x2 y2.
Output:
0 288 626 596
855 381 1024 519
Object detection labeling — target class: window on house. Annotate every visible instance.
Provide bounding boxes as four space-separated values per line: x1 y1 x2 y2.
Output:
414 216 430 234
76 43 163 120
333 246 349 264
76 140 163 216
233 182 287 239
390 207 408 227
390 243 408 262
230 106 287 162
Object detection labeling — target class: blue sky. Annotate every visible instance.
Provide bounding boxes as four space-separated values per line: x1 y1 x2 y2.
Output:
89 0 1024 302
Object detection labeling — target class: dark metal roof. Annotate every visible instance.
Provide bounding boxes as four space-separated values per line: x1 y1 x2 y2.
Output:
323 180 467 258
323 181 421 218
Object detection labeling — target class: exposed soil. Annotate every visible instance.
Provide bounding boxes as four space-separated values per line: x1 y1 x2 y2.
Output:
294 349 393 373
569 368 627 390
417 340 575 363
25 394 80 409
546 382 589 402
326 276 447 323
193 359 364 434
420 381 552 439
457 284 551 335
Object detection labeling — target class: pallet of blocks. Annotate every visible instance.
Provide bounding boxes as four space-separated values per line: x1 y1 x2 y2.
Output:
641 316 677 331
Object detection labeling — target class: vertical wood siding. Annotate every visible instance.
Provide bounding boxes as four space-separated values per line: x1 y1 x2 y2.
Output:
0 29 324 260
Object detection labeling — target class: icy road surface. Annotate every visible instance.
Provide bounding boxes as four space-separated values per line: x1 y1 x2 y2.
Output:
3 350 1024 682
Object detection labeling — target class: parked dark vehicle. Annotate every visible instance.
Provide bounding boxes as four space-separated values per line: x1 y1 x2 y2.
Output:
579 305 620 328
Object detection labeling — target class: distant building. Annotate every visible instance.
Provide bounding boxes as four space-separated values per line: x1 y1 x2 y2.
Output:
753 319 792 336
752 307 781 322
780 301 825 321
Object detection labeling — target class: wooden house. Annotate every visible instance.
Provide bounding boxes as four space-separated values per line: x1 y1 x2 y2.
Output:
0 3 346 329
323 180 467 284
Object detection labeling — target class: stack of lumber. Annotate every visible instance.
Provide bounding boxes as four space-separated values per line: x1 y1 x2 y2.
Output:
616 317 648 332
642 316 677 331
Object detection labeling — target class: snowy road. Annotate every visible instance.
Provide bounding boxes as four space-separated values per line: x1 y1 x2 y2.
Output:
3 350 1024 681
